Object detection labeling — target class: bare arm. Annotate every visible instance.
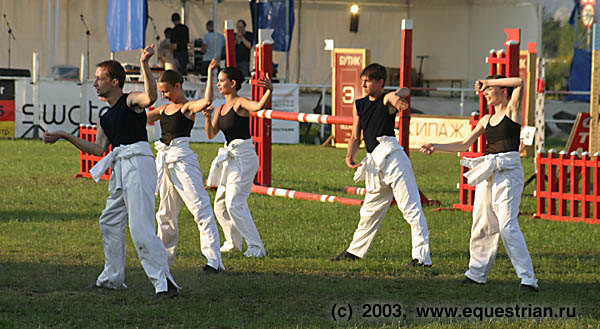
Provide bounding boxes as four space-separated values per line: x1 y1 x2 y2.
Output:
476 77 523 117
237 74 273 112
345 103 362 169
420 115 489 154
128 45 158 112
43 125 109 156
185 59 219 115
146 105 164 123
203 105 221 139
383 87 410 114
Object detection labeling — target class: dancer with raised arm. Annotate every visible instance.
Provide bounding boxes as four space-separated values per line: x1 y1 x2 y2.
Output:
332 63 432 267
43 45 179 297
146 58 224 273
420 76 538 292
204 67 271 258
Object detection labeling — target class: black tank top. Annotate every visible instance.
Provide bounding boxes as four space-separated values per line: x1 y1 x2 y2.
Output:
485 115 521 155
159 108 194 145
100 93 148 147
218 106 251 144
356 94 396 153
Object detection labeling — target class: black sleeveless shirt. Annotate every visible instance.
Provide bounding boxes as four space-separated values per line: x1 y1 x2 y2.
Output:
485 115 521 155
356 94 396 153
218 106 251 145
159 108 194 145
99 93 148 147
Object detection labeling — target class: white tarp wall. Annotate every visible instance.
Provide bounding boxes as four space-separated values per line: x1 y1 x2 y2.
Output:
14 79 299 143
0 0 540 86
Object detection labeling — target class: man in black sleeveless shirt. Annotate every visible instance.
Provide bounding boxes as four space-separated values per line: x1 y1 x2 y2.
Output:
43 45 179 297
332 63 432 267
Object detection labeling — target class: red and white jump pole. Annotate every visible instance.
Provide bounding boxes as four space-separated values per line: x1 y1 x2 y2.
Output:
250 110 353 125
251 185 363 206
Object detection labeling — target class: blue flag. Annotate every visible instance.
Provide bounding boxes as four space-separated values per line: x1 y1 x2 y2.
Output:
250 0 295 52
106 0 148 52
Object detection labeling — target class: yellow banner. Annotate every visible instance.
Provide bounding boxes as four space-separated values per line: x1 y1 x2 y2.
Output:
408 114 471 150
0 121 15 138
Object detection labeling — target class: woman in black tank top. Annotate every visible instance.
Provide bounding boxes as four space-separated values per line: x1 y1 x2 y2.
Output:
202 66 273 141
420 76 539 291
147 59 217 133
202 66 272 258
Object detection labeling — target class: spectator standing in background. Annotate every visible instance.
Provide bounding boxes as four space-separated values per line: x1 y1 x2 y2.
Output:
171 13 190 75
235 19 253 77
158 28 179 72
201 20 225 76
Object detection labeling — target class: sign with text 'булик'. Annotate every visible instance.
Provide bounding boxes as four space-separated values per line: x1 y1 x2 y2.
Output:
332 48 368 148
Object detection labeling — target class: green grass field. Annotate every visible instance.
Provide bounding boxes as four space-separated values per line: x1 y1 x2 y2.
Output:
1 139 599 328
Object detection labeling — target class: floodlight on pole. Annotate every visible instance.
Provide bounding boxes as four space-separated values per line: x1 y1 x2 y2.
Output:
350 4 359 33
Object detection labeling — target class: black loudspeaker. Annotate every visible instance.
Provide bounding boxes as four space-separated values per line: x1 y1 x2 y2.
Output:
0 68 31 77
350 14 359 33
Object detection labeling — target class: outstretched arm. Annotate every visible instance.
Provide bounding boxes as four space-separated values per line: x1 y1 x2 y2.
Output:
184 59 219 114
128 45 158 112
420 115 489 155
237 74 273 112
345 103 362 169
146 105 164 123
43 125 109 156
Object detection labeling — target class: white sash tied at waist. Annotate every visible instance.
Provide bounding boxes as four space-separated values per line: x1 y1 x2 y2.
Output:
207 138 255 187
353 136 403 193
154 137 198 194
460 151 522 187
90 141 154 192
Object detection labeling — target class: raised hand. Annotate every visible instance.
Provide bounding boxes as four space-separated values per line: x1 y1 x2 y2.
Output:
141 44 156 63
474 80 487 93
208 58 219 71
258 73 273 91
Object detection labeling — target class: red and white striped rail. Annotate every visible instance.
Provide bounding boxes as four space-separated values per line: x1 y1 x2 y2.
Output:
343 186 367 196
251 185 363 206
250 110 353 125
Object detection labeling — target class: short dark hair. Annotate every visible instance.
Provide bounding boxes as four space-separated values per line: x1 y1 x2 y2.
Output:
97 60 126 89
486 74 514 98
237 19 246 27
158 70 183 86
206 20 214 29
171 13 181 22
164 27 172 37
361 63 387 87
221 67 244 91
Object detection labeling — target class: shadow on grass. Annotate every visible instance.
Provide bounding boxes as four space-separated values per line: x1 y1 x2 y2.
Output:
0 210 98 222
1 261 598 328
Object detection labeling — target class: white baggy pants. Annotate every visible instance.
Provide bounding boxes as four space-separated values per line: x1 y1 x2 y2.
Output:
208 139 265 258
90 141 178 293
155 138 224 270
462 152 537 287
347 137 431 264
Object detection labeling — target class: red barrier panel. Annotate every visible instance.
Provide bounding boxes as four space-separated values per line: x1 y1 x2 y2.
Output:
74 124 112 180
535 150 600 224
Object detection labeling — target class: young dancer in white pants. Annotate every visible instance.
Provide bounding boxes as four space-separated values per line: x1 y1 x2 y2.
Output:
146 59 224 273
333 63 432 267
43 45 179 297
420 76 538 292
203 67 272 258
